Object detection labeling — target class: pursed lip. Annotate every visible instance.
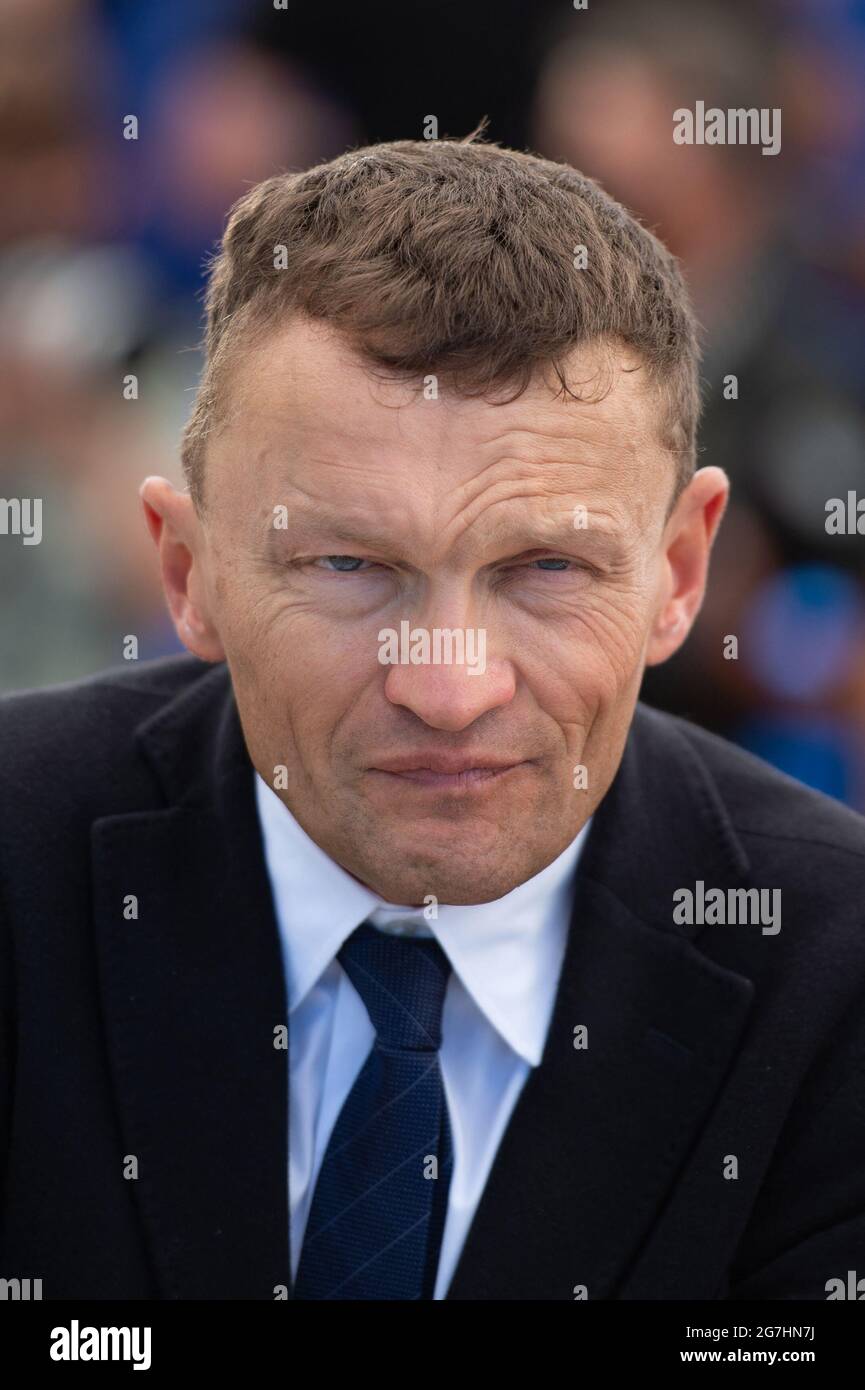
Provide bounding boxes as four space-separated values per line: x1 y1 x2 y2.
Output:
372 753 526 775
368 754 533 789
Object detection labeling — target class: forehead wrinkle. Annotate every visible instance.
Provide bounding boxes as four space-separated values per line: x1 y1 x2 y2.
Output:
436 424 667 562
251 445 408 517
255 458 439 560
235 385 668 557
465 409 672 518
433 484 632 571
474 418 655 472
261 499 412 555
441 442 623 534
449 417 654 525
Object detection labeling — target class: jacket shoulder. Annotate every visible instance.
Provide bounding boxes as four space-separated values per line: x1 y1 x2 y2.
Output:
0 654 215 809
640 703 865 862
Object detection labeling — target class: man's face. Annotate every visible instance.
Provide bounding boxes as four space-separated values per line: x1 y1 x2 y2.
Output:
144 316 726 904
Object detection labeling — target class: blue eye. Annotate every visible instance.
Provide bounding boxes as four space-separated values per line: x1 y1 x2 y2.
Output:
319 555 368 572
534 558 570 571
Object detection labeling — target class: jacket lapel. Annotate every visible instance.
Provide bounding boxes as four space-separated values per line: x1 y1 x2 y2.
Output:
91 663 290 1299
446 705 756 1300
91 664 756 1302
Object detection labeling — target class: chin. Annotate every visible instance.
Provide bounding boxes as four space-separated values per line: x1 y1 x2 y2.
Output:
360 855 534 908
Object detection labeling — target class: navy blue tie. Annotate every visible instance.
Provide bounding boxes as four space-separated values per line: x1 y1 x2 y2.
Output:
293 921 454 1300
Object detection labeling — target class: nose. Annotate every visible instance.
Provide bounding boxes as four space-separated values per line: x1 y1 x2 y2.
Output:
383 642 516 732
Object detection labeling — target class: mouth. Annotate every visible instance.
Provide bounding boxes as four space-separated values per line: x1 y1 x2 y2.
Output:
369 757 533 792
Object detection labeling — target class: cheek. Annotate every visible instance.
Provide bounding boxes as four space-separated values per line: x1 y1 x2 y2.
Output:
512 583 653 725
578 589 653 685
214 574 328 678
221 593 383 758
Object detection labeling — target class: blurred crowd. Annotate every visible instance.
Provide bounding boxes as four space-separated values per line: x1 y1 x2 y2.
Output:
2 0 865 807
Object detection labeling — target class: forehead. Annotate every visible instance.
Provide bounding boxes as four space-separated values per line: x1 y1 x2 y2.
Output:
209 314 674 525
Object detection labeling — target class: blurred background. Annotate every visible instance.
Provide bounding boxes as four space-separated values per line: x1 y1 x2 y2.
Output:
2 0 865 806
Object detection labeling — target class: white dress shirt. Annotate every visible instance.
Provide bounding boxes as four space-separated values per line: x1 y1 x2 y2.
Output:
254 772 591 1300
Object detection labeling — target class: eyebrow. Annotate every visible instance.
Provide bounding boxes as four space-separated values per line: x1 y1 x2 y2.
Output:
265 514 394 553
264 507 626 560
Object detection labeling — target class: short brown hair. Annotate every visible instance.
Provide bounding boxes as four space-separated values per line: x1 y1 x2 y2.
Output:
181 135 701 510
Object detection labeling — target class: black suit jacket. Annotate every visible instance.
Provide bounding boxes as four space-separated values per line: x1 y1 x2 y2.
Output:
1 654 864 1300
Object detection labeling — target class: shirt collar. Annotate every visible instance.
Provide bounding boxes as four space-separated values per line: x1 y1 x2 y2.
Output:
254 772 590 1065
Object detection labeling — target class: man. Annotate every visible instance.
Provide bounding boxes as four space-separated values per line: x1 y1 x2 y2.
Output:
1 137 864 1301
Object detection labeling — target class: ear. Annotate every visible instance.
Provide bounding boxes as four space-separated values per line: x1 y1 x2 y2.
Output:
138 476 225 662
645 466 729 666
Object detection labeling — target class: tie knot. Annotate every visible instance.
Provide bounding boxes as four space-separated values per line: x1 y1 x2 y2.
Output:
338 921 452 1051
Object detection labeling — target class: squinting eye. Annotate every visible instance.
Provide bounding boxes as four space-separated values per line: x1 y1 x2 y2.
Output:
315 555 371 572
532 558 571 571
